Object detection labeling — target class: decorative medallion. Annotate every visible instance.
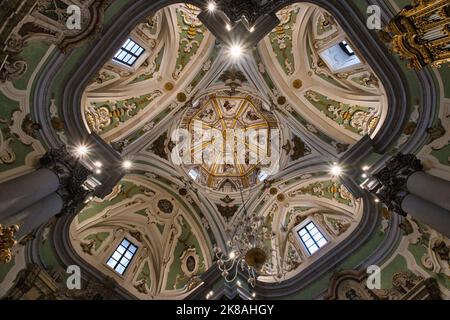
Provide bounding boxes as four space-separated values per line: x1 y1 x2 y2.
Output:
129 230 143 242
177 92 187 102
276 193 286 202
219 68 248 95
292 79 303 89
186 256 196 272
220 195 234 204
277 96 287 105
294 215 307 226
217 204 239 221
157 199 174 214
150 132 169 160
291 136 311 161
164 82 174 91
180 248 200 277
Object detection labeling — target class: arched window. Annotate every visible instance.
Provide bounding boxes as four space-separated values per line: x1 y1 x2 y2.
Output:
219 179 237 193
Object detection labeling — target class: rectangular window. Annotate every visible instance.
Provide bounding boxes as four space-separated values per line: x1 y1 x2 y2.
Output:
113 38 145 66
188 169 199 180
258 171 268 182
297 221 327 255
319 41 361 73
106 238 137 275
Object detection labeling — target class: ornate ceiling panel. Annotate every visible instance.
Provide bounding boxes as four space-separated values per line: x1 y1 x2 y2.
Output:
71 176 213 299
257 4 388 151
228 173 363 283
82 4 216 144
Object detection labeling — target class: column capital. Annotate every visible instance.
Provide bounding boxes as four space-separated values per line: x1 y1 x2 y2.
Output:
39 147 93 215
372 153 423 215
375 188 409 216
374 153 423 186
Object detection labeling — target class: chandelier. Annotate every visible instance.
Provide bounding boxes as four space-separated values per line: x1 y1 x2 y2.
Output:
213 184 270 287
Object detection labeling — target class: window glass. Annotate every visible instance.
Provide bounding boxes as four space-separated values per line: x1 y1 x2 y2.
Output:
107 238 138 275
113 38 145 66
297 222 328 255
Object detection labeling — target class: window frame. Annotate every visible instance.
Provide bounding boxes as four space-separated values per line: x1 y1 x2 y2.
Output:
106 238 138 276
294 220 328 256
112 38 145 67
339 40 355 56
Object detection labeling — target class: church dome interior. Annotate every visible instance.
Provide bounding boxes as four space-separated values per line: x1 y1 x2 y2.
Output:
0 0 449 303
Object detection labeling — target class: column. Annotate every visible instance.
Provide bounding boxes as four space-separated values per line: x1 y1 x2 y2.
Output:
0 168 60 220
13 193 64 239
0 146 92 234
401 194 450 238
372 153 450 237
406 171 450 211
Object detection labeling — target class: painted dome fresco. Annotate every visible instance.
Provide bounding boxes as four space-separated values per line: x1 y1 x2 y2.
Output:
177 91 280 191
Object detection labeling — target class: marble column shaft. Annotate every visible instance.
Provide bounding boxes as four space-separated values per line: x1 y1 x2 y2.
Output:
406 171 450 211
0 168 60 221
401 194 450 238
12 193 64 239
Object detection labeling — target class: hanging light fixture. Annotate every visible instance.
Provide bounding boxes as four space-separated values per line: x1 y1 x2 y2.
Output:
213 183 269 287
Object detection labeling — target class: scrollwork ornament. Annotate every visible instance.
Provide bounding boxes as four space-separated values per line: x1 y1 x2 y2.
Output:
0 124 16 164
0 59 27 82
5 34 24 53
